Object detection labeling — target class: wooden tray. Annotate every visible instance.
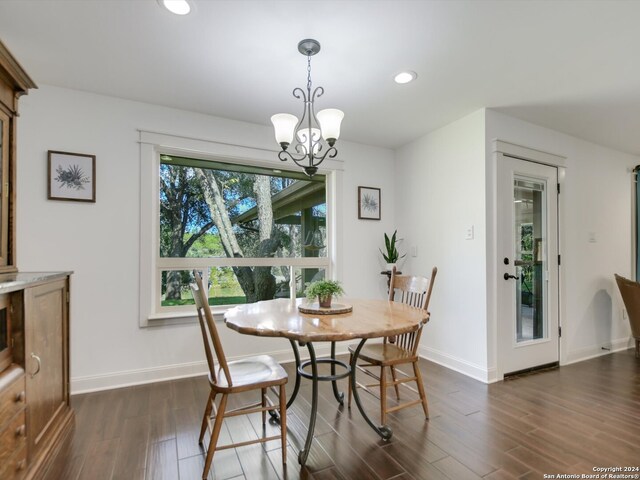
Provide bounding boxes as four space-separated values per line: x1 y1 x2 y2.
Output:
298 302 353 315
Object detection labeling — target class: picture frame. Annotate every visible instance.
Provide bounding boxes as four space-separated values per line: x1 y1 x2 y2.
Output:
358 186 381 220
48 150 96 202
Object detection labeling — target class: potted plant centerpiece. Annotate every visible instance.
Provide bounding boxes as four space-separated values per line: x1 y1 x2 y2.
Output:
380 230 406 271
305 280 345 309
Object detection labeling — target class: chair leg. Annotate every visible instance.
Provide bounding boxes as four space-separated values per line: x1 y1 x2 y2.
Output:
261 388 267 426
412 360 429 419
347 352 353 408
279 384 287 464
202 393 228 480
199 391 216 444
390 366 400 400
380 366 387 425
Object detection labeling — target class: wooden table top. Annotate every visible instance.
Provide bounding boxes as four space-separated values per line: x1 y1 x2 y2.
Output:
224 298 429 343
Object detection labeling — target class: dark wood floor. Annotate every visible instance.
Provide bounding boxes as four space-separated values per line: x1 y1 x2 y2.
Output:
52 349 640 480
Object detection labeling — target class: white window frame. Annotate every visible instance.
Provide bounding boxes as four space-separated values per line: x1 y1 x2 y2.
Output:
139 130 343 327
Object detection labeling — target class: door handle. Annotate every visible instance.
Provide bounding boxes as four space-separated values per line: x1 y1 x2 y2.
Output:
503 273 520 281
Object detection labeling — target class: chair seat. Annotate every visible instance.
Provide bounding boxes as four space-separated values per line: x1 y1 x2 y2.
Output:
348 342 418 366
212 354 288 392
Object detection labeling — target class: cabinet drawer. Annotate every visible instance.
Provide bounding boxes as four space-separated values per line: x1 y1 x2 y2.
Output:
0 371 26 429
0 410 27 468
0 444 27 480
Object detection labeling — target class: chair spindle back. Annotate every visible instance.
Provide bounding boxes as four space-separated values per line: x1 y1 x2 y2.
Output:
387 266 438 354
191 270 232 387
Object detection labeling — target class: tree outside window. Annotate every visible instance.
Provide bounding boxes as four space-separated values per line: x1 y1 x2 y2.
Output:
158 156 327 307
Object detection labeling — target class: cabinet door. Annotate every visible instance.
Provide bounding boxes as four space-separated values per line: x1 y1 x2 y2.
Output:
24 279 68 460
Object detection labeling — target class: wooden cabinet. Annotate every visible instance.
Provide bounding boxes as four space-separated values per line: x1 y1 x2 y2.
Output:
0 273 72 480
0 39 37 272
0 367 27 480
0 42 73 480
0 42 70 479
24 279 70 465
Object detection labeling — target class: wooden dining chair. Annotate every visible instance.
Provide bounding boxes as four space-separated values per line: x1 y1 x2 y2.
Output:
614 274 640 358
190 271 288 479
348 266 437 425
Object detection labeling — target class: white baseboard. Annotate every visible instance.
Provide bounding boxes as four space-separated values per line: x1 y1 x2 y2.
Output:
418 345 492 383
563 337 633 366
71 343 349 395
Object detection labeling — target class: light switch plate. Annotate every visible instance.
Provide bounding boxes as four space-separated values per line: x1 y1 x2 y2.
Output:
465 225 474 240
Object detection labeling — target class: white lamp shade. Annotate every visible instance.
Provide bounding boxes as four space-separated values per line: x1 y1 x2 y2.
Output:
317 109 344 142
297 128 321 154
271 113 298 145
162 0 191 15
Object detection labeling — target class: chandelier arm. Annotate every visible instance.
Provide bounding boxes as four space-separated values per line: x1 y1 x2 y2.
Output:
294 142 308 156
292 87 307 102
278 149 308 164
310 146 338 166
311 86 324 101
280 149 318 172
309 86 324 155
291 87 308 147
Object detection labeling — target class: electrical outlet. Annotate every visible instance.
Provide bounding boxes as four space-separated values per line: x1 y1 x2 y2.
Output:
623 308 627 319
411 245 418 257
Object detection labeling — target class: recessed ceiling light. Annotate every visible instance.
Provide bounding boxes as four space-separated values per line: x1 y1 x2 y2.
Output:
160 0 191 15
394 71 417 84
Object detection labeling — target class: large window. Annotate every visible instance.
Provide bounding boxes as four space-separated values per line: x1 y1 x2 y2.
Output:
156 155 329 314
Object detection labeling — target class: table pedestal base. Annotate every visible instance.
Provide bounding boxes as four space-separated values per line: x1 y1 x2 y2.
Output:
287 339 393 466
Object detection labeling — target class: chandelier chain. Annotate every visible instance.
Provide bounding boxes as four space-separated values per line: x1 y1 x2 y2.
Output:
307 54 312 93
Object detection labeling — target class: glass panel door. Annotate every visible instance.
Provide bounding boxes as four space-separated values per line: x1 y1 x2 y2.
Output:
513 178 547 343
497 154 558 376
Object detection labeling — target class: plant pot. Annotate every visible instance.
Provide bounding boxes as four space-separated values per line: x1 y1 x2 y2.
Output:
385 263 397 272
318 295 332 308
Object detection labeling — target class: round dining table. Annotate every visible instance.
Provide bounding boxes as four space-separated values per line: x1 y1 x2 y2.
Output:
224 297 430 466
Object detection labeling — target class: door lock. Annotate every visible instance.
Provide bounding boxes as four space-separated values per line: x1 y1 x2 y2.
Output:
503 273 520 281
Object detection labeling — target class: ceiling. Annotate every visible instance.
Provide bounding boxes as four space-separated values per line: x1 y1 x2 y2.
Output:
1 0 640 154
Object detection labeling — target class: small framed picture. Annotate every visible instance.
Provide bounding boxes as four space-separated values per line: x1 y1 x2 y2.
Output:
358 186 381 220
48 150 96 202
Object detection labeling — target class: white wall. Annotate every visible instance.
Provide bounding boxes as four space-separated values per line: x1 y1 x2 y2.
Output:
394 109 489 381
17 85 396 393
485 109 638 375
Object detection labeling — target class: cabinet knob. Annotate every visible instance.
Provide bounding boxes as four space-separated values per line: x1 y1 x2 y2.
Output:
15 390 26 403
16 459 27 471
15 424 26 437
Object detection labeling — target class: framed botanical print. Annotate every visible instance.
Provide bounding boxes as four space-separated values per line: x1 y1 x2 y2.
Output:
48 150 96 202
358 186 381 220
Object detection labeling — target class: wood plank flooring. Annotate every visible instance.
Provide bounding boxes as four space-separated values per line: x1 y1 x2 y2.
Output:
51 349 640 480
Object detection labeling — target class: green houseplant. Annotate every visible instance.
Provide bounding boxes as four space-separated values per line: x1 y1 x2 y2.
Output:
380 230 406 271
305 280 345 308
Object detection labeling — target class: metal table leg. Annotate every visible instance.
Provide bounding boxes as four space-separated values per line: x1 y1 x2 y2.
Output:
298 342 318 465
287 339 302 408
349 338 393 440
269 339 302 421
289 341 351 465
330 341 344 404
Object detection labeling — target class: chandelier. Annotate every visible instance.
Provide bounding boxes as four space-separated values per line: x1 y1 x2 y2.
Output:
271 39 344 177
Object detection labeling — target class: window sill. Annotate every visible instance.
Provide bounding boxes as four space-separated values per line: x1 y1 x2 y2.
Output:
144 307 226 327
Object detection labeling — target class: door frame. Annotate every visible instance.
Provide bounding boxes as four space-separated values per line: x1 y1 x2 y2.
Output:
488 140 567 382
